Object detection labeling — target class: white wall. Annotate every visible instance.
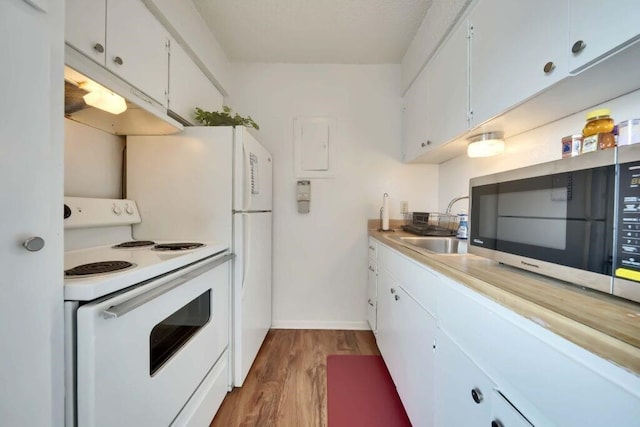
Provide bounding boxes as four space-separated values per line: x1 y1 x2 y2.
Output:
228 64 438 328
438 89 640 212
64 118 125 198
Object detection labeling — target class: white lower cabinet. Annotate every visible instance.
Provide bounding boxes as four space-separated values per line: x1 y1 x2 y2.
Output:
375 243 437 426
436 331 533 427
377 268 436 427
367 238 378 333
371 239 640 427
435 331 495 426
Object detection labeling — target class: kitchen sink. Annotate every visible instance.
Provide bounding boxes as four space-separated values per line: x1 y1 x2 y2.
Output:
383 235 467 255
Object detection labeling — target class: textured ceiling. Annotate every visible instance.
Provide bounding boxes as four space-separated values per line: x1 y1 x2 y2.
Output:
192 0 433 64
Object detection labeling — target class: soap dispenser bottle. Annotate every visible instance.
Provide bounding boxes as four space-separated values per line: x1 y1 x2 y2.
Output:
456 210 468 239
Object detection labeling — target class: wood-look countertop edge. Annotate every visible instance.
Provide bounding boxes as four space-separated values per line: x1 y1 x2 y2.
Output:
368 229 640 376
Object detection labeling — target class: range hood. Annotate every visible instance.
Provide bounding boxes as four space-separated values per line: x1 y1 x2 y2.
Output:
64 45 183 136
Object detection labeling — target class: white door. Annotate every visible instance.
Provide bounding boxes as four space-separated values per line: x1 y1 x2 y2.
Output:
232 211 272 386
233 127 273 212
0 1 64 425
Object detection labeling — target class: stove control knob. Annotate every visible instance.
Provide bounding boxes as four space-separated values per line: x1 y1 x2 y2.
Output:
125 204 134 215
112 204 122 215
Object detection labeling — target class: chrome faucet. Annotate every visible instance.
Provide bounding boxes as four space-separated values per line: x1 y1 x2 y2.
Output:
445 195 469 215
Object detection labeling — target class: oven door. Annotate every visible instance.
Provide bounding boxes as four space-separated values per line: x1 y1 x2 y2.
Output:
76 253 231 427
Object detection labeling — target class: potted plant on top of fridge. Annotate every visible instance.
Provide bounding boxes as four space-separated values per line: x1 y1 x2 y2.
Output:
194 106 259 130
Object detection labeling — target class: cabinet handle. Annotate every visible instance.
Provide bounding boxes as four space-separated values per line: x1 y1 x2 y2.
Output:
571 40 586 54
394 294 400 301
491 420 504 427
543 61 555 74
93 43 104 53
113 56 124 65
369 245 375 250
390 288 396 294
471 388 483 404
368 266 375 272
368 299 374 307
421 140 432 148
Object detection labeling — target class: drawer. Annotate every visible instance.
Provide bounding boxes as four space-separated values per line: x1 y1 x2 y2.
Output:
368 237 378 261
378 243 439 317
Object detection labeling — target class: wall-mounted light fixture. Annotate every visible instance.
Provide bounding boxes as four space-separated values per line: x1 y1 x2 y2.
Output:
79 81 127 115
467 131 505 157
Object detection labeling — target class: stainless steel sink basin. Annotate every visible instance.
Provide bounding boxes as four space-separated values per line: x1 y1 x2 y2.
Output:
384 235 467 254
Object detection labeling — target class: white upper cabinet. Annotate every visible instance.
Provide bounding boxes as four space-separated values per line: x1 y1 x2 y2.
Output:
65 0 170 107
402 64 430 162
568 0 640 73
106 0 169 106
168 39 223 125
469 0 568 127
425 17 469 154
65 0 106 63
402 16 469 163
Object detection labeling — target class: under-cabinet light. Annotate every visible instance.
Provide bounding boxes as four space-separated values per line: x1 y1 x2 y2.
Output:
467 131 505 157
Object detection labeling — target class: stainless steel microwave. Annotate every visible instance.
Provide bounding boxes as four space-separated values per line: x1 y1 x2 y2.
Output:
469 145 640 303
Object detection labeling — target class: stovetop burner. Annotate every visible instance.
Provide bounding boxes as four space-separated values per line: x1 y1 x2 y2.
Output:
65 261 136 277
112 240 156 249
153 242 205 251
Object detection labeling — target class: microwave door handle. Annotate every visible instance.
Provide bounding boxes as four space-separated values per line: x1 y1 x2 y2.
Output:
103 253 234 319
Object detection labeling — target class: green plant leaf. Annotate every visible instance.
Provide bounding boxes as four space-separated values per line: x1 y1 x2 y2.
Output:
193 106 259 130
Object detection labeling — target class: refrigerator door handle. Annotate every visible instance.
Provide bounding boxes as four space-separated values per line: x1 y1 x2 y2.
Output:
243 144 252 211
242 213 251 296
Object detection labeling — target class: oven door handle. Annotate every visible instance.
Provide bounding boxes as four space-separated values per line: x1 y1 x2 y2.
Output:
103 253 234 319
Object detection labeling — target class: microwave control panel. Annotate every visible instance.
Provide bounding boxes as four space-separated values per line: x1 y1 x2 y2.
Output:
615 161 640 282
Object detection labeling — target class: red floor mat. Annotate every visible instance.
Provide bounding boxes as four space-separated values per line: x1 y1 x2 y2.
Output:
327 354 412 427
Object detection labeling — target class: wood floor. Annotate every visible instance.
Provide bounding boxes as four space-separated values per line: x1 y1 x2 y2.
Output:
210 329 380 427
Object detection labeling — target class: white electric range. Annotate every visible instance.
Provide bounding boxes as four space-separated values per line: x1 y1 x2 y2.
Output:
63 197 232 427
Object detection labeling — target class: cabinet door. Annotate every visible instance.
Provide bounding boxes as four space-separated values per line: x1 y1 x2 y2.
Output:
426 17 469 149
65 0 106 64
394 287 436 427
375 269 402 383
401 66 430 162
568 0 640 72
106 0 169 106
435 332 495 426
366 260 377 333
469 0 567 126
169 40 223 124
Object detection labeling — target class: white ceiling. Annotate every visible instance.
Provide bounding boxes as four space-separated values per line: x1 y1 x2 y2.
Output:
192 0 433 64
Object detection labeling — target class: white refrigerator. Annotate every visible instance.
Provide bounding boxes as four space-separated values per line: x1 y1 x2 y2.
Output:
126 125 273 388
232 126 273 387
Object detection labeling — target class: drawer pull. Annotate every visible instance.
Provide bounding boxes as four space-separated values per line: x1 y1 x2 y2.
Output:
471 388 483 404
543 61 555 74
571 40 586 54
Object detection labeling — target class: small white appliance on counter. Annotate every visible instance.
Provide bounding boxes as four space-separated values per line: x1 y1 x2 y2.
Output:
63 197 232 427
126 126 273 388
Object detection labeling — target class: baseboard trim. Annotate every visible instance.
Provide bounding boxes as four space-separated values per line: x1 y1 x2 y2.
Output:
271 320 370 330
